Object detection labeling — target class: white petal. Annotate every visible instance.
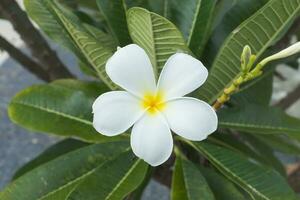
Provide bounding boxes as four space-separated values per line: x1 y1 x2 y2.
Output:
131 113 173 166
157 53 208 100
106 44 156 97
162 97 218 141
92 91 144 136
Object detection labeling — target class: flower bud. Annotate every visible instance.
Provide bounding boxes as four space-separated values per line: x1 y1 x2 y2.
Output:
259 42 300 66
241 45 252 70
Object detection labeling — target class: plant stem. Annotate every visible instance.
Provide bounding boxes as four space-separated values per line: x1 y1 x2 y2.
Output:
0 35 50 81
0 0 74 80
212 76 244 110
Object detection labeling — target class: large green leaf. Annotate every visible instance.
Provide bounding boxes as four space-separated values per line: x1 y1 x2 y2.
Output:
196 0 300 104
231 69 273 106
24 0 80 57
210 133 285 175
84 23 117 51
198 166 245 200
252 134 300 155
186 141 297 200
8 80 123 142
218 104 300 139
128 167 153 200
211 0 237 30
147 0 170 17
169 0 216 57
204 0 268 67
24 0 95 78
68 151 148 200
13 139 88 180
127 7 189 77
0 141 130 200
171 157 215 200
25 0 118 89
239 133 286 176
96 0 131 46
50 2 118 89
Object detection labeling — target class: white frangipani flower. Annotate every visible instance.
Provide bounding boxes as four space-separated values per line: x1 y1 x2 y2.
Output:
92 44 218 166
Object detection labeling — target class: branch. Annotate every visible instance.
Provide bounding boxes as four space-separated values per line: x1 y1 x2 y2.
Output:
0 35 50 81
0 0 74 80
276 84 300 109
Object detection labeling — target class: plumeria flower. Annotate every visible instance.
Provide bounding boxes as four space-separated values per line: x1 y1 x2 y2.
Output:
92 44 218 166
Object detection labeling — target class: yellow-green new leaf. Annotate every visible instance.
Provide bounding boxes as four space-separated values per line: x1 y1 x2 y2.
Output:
127 7 189 78
196 0 300 104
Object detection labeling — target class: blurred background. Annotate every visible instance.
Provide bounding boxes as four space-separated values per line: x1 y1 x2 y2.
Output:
1 0 300 198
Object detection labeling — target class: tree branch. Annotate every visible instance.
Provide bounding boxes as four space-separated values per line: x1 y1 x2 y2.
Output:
0 0 74 80
276 85 300 109
0 35 50 81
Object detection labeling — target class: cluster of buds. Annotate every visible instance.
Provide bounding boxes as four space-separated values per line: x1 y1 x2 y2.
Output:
213 42 300 110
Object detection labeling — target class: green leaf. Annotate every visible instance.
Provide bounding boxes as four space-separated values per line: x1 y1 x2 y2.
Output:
209 134 275 168
231 69 274 106
50 2 118 89
25 0 118 89
24 0 80 58
147 0 170 17
51 79 108 97
218 104 300 138
171 157 215 200
8 80 122 142
84 23 117 51
68 151 148 200
196 0 300 104
211 133 285 176
13 139 88 180
127 7 189 77
252 134 300 155
204 0 268 67
239 133 286 176
128 167 153 200
169 0 217 57
125 0 150 9
96 0 131 46
0 141 130 200
211 0 237 30
186 141 297 200
24 0 92 78
198 166 245 200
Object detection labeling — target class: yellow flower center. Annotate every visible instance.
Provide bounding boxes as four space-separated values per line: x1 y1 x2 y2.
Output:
142 92 166 115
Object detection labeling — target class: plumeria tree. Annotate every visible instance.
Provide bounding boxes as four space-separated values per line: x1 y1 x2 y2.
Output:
1 0 300 199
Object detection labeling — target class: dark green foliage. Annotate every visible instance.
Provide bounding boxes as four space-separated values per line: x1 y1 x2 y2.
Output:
3 0 300 198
